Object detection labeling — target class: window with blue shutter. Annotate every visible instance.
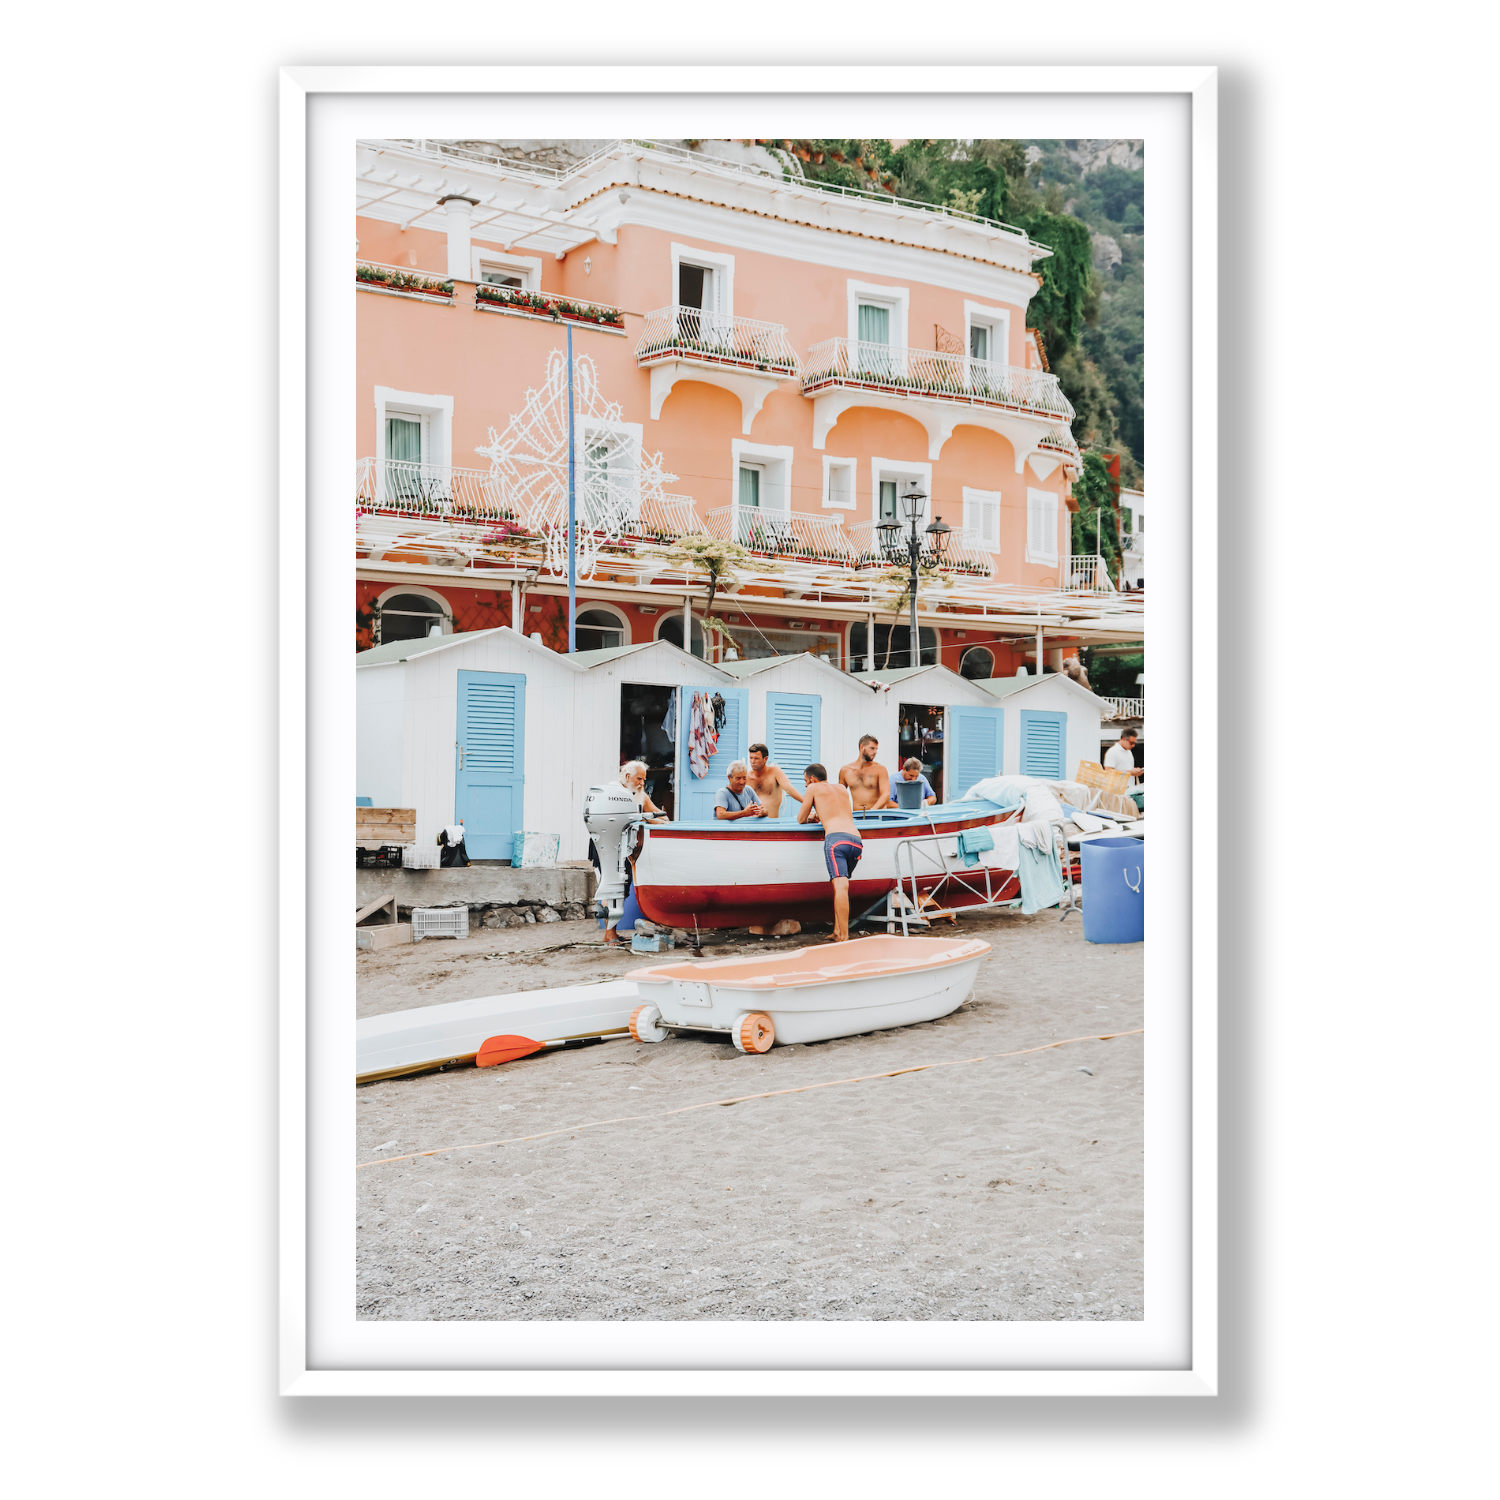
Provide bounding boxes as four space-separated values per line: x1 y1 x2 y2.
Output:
455 671 526 858
1018 709 1067 780
946 706 1004 800
766 693 821 818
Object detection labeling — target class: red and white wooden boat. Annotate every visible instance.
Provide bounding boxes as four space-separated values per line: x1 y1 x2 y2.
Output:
630 800 1021 931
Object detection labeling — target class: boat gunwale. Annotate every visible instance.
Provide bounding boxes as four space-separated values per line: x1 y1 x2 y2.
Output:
628 939 990 993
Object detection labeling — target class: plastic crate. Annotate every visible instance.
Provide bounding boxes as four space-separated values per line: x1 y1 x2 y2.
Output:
356 845 404 869
399 843 442 870
411 906 469 941
511 831 561 869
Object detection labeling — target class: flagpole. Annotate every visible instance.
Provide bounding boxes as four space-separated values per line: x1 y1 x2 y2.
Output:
566 323 577 653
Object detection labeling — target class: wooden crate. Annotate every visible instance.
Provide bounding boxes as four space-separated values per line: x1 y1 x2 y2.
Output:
357 807 416 848
1075 760 1132 797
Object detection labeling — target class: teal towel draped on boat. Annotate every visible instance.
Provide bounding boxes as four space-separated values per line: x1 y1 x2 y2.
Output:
1017 840 1065 914
956 828 995 867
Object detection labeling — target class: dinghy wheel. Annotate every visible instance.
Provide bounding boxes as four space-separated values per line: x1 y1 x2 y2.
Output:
732 1012 776 1054
629 1003 667 1044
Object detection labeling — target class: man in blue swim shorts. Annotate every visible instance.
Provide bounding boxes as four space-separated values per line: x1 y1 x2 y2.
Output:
796 762 863 942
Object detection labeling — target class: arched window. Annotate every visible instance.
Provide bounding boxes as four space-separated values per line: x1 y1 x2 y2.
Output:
960 646 996 680
377 590 449 644
574 606 629 652
657 613 705 659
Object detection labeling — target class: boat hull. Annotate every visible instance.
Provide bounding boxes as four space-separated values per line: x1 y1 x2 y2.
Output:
629 935 991 1046
355 980 640 1082
631 802 1020 930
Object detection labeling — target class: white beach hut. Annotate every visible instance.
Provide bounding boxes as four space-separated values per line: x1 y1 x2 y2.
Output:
971 672 1106 784
355 628 740 860
716 654 883 818
848 663 1011 802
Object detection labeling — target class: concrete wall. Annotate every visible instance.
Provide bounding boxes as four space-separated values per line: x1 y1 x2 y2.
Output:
356 863 596 913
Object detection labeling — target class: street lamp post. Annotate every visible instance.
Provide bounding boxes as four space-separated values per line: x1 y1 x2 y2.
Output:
876 480 950 668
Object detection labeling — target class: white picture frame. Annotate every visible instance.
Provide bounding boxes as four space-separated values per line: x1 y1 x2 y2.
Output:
281 64 1217 1397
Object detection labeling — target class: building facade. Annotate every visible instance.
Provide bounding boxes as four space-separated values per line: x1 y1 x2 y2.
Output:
354 138 1144 679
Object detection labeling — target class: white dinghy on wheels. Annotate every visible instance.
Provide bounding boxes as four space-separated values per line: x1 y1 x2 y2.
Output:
626 934 991 1054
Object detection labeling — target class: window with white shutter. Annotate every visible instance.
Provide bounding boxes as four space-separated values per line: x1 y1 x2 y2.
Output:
962 487 1001 550
1026 487 1058 565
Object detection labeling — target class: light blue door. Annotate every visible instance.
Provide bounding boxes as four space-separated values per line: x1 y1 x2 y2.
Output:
765 692 820 819
1019 709 1067 780
456 670 525 858
675 685 749 823
946 706 1005 801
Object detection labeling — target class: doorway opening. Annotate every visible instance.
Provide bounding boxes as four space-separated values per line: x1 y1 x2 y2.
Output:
898 703 946 802
620 682 677 818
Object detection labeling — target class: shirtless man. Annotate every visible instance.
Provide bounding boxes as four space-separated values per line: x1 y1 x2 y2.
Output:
745 742 807 821
839 734 892 813
796 762 862 942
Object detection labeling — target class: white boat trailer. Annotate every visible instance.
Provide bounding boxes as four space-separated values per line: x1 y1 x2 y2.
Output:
858 825 1077 935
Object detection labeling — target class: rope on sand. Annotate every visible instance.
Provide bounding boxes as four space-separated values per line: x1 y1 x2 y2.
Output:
355 1029 1145 1170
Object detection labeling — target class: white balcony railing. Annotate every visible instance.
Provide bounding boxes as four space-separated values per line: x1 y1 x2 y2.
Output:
475 282 625 328
635 305 800 375
706 504 856 564
1064 554 1115 592
802 339 1075 421
1100 696 1145 721
845 519 995 579
635 493 704 541
356 457 522 521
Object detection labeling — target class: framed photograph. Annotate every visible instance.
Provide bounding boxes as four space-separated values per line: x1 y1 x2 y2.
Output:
281 65 1216 1396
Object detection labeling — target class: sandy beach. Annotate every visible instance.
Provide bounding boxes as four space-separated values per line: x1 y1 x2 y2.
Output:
355 911 1143 1322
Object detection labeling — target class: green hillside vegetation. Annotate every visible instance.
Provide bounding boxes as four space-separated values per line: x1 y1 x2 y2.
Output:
771 139 1144 486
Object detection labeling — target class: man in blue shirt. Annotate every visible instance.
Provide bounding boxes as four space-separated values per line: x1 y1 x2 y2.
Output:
714 762 767 821
890 757 937 807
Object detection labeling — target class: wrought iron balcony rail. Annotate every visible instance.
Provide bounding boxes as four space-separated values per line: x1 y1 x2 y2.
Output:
706 504 856 564
1100 696 1145 721
635 305 800 375
634 493 704 542
356 457 522 521
1063 554 1115 592
802 338 1075 421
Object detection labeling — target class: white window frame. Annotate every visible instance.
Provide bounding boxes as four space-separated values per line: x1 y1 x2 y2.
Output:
576 415 644 523
572 601 631 647
471 247 542 290
671 242 735 322
821 455 857 511
374 386 453 477
374 584 452 642
1026 486 1060 566
963 300 1012 370
870 456 933 525
731 439 793 513
847 280 910 351
961 486 1002 552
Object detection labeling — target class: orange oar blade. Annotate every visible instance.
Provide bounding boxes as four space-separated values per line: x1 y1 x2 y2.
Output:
476 1034 544 1068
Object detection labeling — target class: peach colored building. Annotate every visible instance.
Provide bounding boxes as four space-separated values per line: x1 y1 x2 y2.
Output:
354 139 1143 682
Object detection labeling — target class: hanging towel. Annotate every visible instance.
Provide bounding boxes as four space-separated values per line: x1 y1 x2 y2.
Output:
956 828 995 868
1016 836 1065 914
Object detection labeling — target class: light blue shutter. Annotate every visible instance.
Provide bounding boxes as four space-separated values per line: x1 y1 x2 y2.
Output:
1018 709 1067 780
946 706 1004 801
455 670 526 858
674 686 749 823
766 693 821 818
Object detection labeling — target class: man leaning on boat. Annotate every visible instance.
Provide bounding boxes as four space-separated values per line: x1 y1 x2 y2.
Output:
797 763 863 943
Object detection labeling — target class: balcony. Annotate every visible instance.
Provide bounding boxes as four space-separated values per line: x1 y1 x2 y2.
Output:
844 519 995 580
355 259 454 302
356 457 521 521
1064 554 1115 592
634 493 705 542
637 305 800 435
1100 696 1145 721
706 504 856 566
802 338 1075 468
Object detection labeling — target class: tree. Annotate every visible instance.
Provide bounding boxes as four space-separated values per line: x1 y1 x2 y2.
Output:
1069 451 1126 585
648 534 784 658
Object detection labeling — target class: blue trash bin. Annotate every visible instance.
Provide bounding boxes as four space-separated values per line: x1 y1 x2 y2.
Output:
1080 837 1144 944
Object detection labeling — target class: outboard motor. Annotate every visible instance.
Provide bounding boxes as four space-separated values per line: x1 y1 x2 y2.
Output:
583 783 642 923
